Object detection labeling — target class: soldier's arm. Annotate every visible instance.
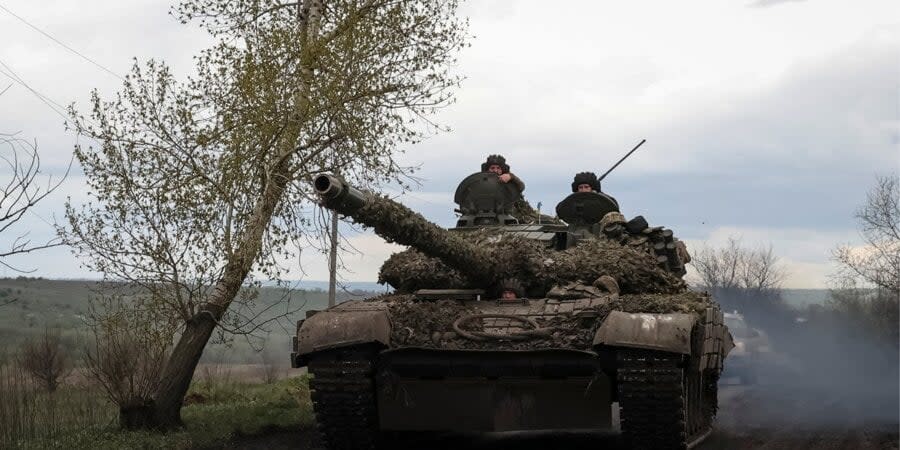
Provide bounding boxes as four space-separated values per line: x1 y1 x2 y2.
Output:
508 173 525 192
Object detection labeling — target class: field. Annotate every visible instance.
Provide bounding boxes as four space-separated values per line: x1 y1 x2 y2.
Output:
0 277 374 449
0 358 315 449
0 277 381 357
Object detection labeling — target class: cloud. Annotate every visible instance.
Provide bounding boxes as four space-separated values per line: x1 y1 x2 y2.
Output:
402 25 899 244
748 0 809 8
1 0 896 286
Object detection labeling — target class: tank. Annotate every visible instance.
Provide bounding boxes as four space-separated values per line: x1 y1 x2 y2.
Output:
291 173 733 450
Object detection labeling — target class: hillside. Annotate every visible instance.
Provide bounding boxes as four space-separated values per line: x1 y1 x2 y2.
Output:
0 277 379 360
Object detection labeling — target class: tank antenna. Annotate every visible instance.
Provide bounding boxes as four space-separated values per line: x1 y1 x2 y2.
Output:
598 139 646 182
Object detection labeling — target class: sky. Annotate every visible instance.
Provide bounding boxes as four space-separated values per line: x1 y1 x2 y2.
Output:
0 0 897 288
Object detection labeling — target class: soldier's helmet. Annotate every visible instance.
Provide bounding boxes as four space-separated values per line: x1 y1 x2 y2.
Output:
498 278 524 297
481 154 510 174
571 171 601 192
599 211 626 229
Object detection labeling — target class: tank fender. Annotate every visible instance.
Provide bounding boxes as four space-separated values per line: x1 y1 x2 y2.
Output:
593 311 696 354
293 309 391 367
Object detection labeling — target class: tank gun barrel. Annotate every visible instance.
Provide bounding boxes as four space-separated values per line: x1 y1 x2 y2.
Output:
314 174 369 214
313 174 495 285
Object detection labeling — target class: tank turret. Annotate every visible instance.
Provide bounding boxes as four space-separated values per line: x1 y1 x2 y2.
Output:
314 173 685 296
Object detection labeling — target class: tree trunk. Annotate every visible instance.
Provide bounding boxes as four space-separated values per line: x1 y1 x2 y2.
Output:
119 402 157 430
147 312 220 428
147 160 293 428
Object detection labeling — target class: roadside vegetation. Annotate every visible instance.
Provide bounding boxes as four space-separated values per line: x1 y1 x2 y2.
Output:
0 352 314 449
0 280 342 449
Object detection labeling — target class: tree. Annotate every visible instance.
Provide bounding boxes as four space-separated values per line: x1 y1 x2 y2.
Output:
690 237 787 325
63 0 468 429
830 174 899 345
17 328 71 392
83 294 172 429
691 237 785 294
832 174 900 293
1 87 68 307
1 124 66 275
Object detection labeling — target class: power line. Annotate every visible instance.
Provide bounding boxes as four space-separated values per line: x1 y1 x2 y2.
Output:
0 2 123 81
0 58 106 136
0 59 70 122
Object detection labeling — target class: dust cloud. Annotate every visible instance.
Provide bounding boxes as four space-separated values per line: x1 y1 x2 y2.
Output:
715 289 899 430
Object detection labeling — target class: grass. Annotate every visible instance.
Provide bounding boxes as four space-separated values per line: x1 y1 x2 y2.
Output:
0 360 116 448
0 277 330 449
3 364 315 450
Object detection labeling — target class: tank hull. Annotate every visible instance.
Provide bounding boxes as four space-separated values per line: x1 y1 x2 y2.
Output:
296 296 732 449
376 349 612 432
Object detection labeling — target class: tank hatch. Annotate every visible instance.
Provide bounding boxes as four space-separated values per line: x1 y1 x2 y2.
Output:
555 192 620 226
453 172 522 227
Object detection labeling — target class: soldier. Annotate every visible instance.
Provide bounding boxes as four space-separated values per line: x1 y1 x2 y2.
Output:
482 154 525 193
599 211 627 242
572 171 601 193
498 278 524 301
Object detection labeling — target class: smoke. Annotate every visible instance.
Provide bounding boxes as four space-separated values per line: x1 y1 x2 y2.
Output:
716 288 899 429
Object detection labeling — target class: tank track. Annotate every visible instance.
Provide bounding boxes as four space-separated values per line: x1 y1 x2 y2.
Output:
309 350 380 450
617 350 713 450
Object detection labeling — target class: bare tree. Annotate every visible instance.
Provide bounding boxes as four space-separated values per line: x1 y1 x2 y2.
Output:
0 131 67 273
691 237 785 294
83 293 172 429
62 0 468 429
832 174 900 293
830 174 899 345
691 237 788 329
17 328 71 392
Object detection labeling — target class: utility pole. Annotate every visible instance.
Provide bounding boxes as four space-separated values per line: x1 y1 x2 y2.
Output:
327 201 338 308
296 0 336 308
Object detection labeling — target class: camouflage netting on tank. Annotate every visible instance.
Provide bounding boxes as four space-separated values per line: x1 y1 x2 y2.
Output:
379 232 685 295
330 188 683 295
384 292 714 351
388 299 483 347
511 199 561 225
378 248 471 291
345 193 494 285
606 292 712 315
532 238 687 294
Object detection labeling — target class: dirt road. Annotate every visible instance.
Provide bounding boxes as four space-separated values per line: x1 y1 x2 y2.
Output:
226 384 899 449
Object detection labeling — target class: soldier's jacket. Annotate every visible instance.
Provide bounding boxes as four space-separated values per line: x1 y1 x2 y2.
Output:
506 172 525 192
